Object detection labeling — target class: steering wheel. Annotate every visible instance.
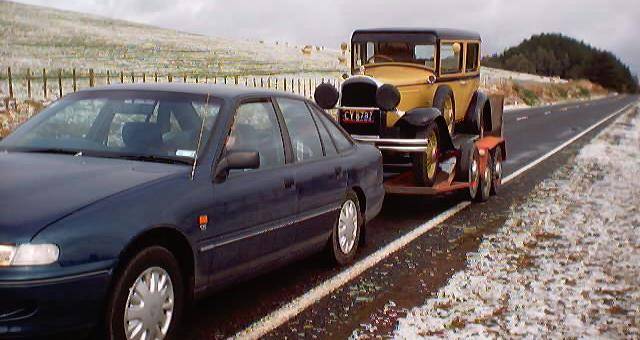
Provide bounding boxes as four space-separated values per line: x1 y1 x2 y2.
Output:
367 55 394 63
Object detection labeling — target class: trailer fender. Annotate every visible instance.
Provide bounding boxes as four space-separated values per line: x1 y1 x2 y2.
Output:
465 91 492 135
398 107 455 150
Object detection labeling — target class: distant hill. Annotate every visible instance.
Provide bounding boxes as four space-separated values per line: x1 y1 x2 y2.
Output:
0 0 343 75
483 33 638 93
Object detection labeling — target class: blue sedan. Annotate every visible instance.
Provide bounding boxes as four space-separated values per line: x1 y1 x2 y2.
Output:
0 83 385 339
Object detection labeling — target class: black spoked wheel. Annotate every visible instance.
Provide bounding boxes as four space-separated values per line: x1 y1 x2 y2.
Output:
412 124 439 187
490 147 503 195
328 191 362 266
106 246 184 340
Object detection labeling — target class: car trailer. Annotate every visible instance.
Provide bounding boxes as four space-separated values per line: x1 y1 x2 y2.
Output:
381 134 505 201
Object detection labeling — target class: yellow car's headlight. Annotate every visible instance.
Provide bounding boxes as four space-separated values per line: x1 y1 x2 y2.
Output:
0 244 59 267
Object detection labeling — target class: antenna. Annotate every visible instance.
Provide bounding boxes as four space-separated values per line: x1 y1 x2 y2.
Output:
191 92 211 180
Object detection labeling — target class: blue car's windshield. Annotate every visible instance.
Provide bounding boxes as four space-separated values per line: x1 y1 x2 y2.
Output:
0 90 222 164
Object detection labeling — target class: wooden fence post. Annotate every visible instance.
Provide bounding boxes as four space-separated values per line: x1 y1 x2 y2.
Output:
195 75 199 83
120 71 124 83
183 74 187 83
107 70 111 85
7 67 14 99
253 77 257 88
142 73 146 83
154 72 158 82
224 76 228 85
267 77 271 88
131 71 135 83
213 76 217 84
42 68 47 99
298 79 301 95
284 78 287 92
58 69 63 97
168 73 172 82
72 69 77 92
89 69 95 87
26 68 32 98
275 78 278 90
234 75 239 85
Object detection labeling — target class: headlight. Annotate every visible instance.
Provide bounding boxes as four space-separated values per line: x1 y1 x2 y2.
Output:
0 244 59 267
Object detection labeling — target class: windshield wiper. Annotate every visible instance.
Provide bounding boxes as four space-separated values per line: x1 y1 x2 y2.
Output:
109 154 194 165
18 148 82 155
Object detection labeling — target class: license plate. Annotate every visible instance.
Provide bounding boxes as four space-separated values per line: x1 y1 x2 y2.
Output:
341 109 375 124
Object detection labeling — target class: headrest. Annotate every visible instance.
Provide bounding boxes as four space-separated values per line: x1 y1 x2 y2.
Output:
122 122 164 151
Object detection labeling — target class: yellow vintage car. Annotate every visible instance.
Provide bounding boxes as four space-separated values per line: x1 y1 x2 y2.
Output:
315 28 503 187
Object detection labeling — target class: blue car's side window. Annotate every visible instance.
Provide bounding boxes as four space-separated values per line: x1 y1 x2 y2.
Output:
224 101 285 174
276 98 324 162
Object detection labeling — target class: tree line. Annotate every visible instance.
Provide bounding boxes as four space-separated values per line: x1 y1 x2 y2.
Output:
482 33 639 93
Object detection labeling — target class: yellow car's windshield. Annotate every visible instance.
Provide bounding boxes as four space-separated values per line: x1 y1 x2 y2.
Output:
352 40 436 72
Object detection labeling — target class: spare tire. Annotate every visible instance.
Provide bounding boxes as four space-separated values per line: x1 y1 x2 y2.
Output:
314 83 340 110
376 84 401 111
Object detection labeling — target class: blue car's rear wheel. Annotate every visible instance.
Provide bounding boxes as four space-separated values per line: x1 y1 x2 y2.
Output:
107 246 184 340
328 191 362 265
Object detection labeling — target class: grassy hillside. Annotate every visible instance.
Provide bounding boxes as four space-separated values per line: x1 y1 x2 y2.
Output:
483 33 638 93
0 0 344 76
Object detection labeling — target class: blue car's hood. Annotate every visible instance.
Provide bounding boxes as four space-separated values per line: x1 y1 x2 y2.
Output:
0 152 189 242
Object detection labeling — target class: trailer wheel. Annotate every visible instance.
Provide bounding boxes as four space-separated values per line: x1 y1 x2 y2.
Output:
490 147 503 195
476 154 492 202
412 124 439 187
459 142 480 200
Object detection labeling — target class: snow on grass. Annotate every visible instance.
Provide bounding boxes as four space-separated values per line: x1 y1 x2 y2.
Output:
392 104 640 339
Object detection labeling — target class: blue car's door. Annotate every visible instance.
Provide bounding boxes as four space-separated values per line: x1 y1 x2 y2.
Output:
200 99 297 286
275 98 347 253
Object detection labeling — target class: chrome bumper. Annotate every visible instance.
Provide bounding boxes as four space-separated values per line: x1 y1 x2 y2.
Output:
352 135 429 153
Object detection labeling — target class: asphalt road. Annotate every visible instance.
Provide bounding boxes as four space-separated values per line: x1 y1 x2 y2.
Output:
180 94 639 339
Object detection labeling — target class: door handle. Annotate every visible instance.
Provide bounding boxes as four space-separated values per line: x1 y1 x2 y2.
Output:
283 177 295 189
334 167 343 178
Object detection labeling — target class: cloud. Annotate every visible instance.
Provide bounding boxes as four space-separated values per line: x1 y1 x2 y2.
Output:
12 0 640 76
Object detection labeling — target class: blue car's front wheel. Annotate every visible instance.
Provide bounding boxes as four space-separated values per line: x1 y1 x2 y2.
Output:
106 246 184 340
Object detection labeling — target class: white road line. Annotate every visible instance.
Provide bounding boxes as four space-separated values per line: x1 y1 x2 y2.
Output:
232 102 636 340
516 116 528 121
503 103 633 183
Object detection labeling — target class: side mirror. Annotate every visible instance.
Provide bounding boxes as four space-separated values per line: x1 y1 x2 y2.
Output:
214 150 260 182
376 84 401 111
341 73 349 80
314 83 340 110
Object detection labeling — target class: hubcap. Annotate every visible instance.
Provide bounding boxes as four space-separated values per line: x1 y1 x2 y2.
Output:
482 166 491 195
338 200 358 254
469 158 479 196
124 267 174 340
444 97 454 135
424 129 438 179
494 157 502 184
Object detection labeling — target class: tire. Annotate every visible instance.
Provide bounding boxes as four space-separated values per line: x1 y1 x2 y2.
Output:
106 246 184 340
411 124 439 187
433 87 455 136
475 152 492 202
490 147 503 195
328 191 362 265
458 142 480 201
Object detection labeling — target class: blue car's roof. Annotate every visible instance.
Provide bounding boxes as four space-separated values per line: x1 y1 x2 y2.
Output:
81 83 295 99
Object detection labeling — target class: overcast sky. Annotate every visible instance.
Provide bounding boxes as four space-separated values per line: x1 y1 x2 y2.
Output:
14 0 640 76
